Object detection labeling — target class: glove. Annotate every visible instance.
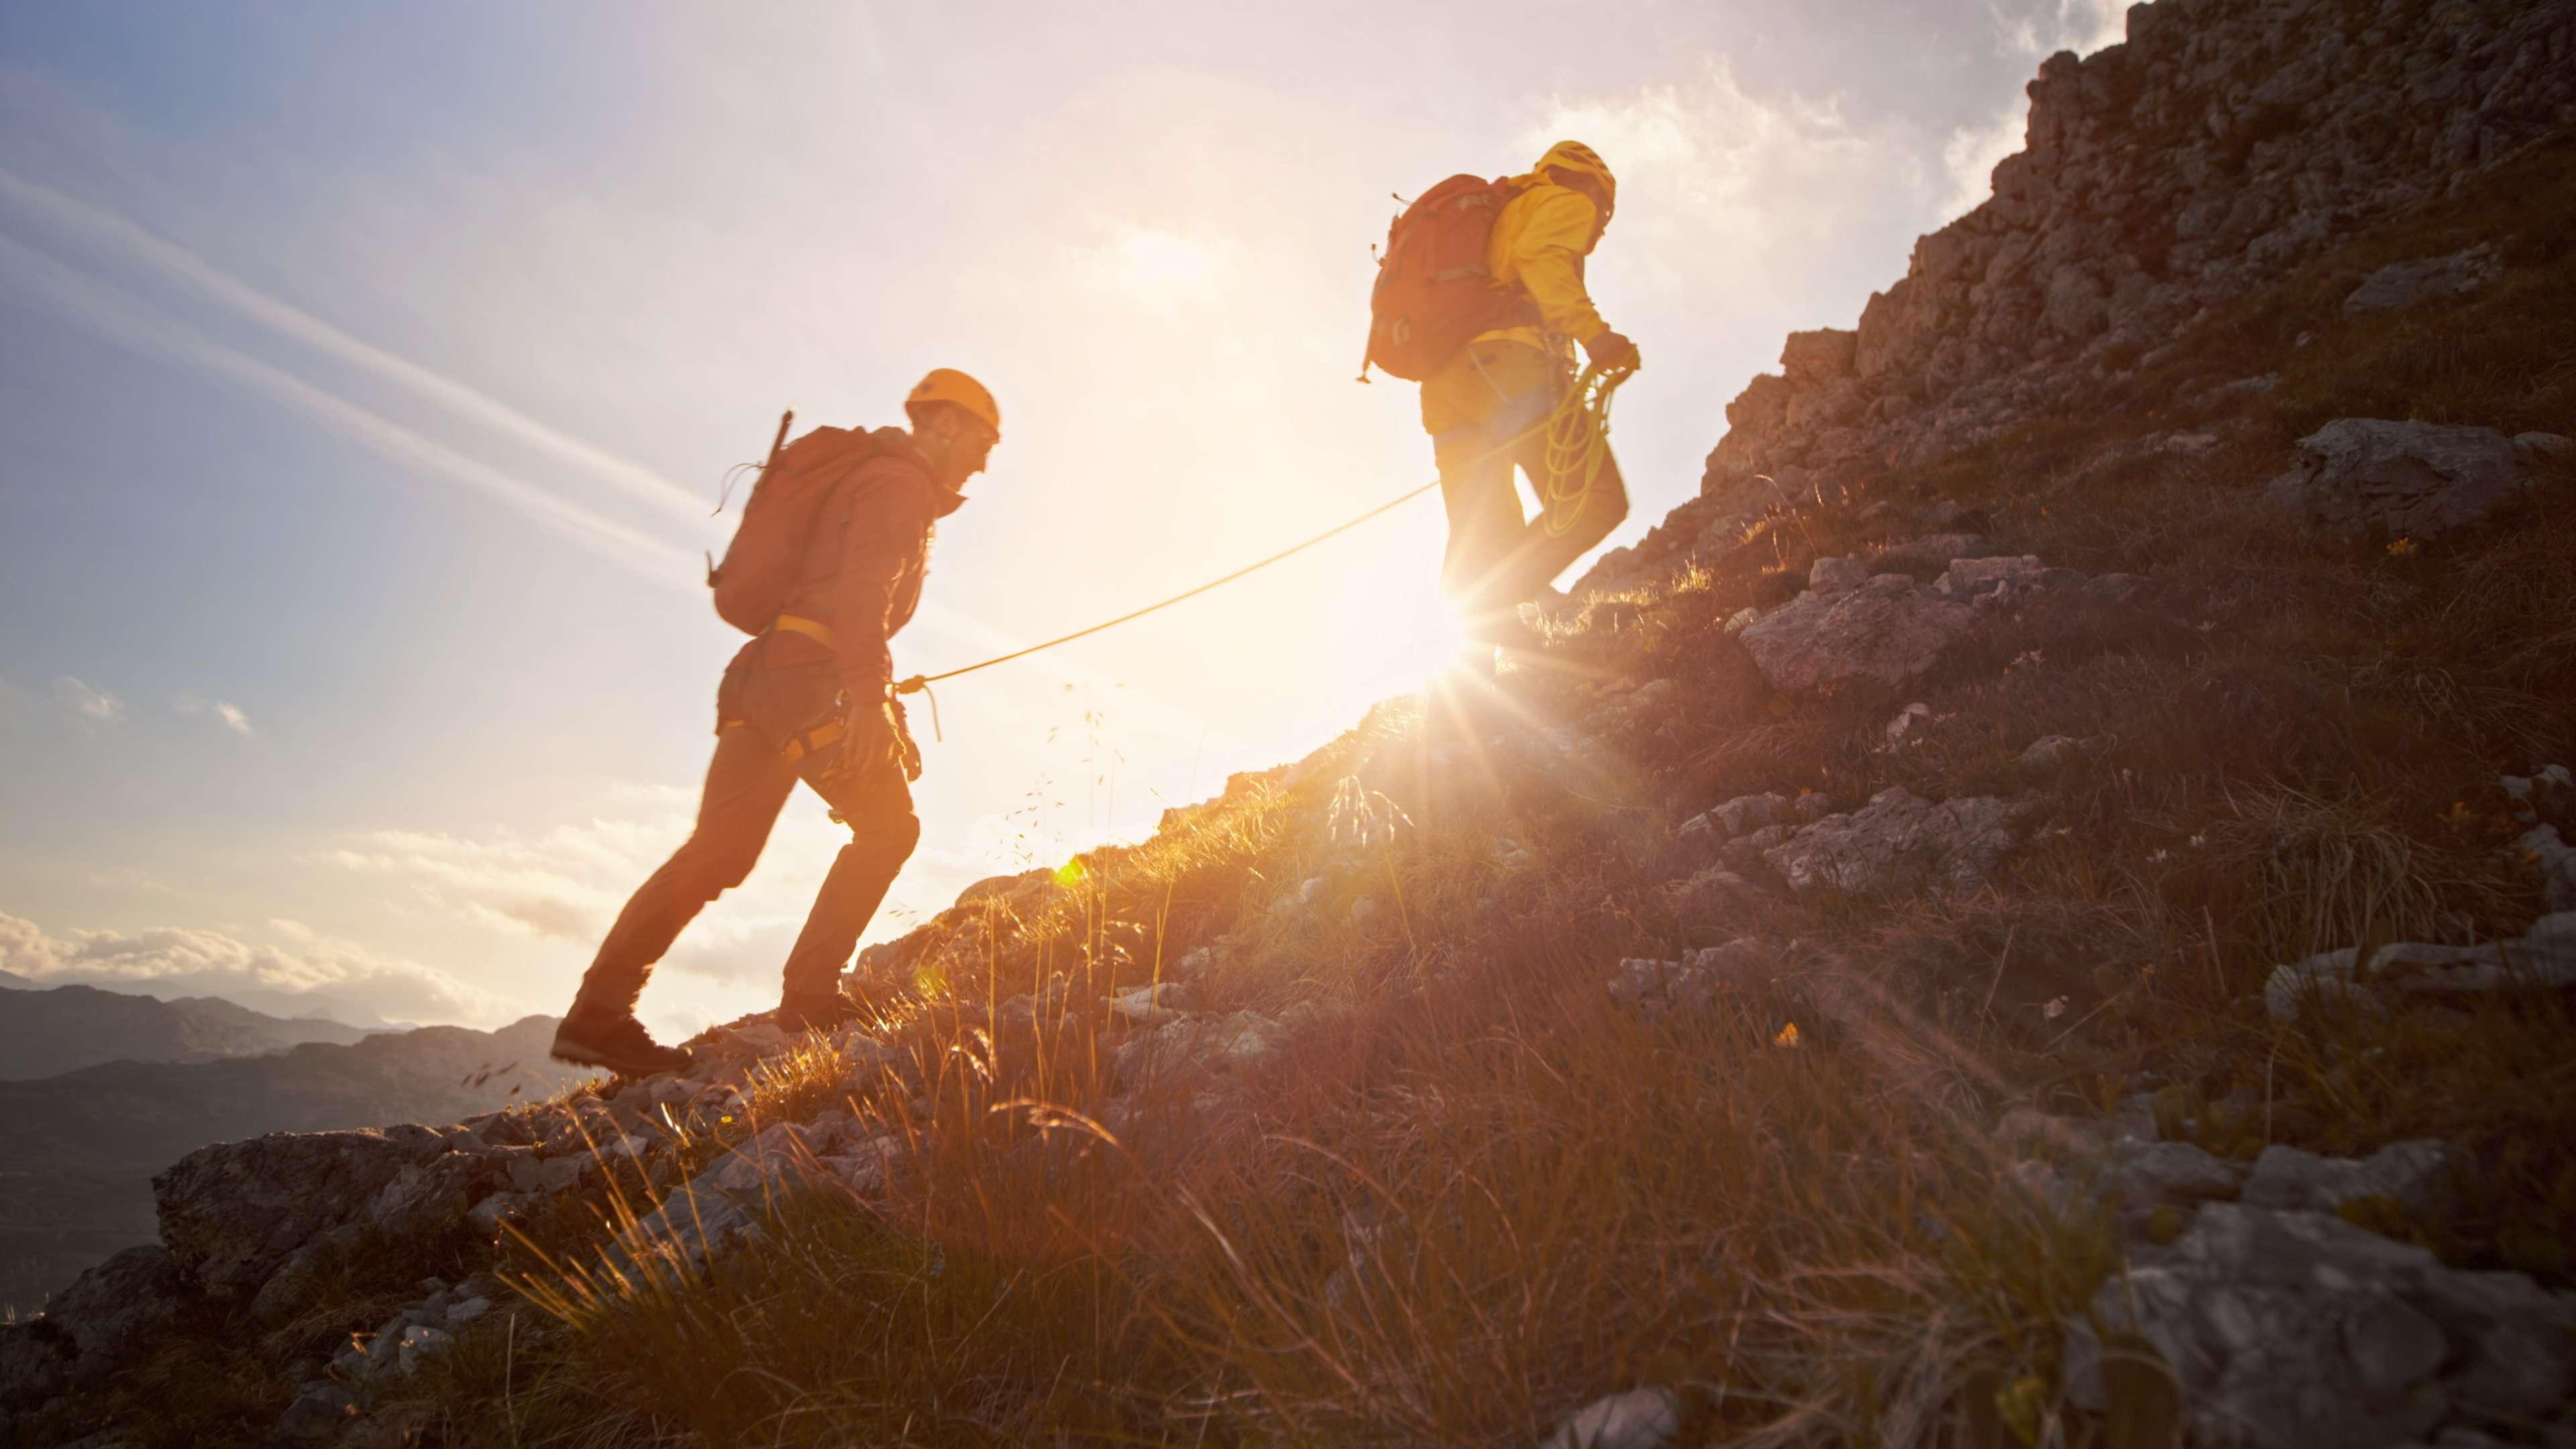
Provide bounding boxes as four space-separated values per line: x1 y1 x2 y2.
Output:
1585 329 1638 371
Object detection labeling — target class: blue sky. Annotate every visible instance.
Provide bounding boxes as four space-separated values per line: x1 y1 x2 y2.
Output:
0 0 2132 1035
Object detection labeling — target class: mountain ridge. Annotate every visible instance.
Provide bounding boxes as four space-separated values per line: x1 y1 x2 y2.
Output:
5 1 2574 1442
0 980 378 1082
0 1013 588 1313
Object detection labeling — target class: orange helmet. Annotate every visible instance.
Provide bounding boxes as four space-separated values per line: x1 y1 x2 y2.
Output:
905 368 1001 439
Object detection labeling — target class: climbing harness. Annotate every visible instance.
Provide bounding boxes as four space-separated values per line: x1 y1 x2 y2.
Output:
1539 359 1635 537
884 356 1632 705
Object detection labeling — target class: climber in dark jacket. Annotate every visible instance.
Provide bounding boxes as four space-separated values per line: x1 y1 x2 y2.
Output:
550 370 1001 1078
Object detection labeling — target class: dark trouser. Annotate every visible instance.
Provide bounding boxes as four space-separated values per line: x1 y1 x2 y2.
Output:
572 658 919 1017
1421 339 1630 645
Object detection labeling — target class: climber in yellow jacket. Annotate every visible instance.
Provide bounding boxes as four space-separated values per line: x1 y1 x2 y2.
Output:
1421 140 1634 663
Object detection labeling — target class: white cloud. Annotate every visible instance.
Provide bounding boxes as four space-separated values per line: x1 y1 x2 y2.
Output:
1073 225 1234 313
1941 103 2029 222
176 691 254 736
313 778 1034 1015
1521 61 1927 288
0 909 509 1026
1943 0 2143 220
52 675 123 726
317 790 849 973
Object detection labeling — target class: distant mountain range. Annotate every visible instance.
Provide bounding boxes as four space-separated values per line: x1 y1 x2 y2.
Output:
0 981 380 1081
0 1014 593 1310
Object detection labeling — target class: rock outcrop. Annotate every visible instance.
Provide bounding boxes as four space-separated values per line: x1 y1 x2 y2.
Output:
1578 0 2576 597
2261 418 2570 540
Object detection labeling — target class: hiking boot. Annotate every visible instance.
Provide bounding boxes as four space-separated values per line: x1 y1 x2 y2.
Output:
774 989 867 1036
551 1010 694 1079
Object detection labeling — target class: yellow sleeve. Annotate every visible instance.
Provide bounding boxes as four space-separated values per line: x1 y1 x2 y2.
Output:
1509 189 1608 343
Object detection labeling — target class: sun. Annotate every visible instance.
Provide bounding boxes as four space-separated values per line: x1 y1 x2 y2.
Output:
1104 227 1221 301
1391 599 1477 687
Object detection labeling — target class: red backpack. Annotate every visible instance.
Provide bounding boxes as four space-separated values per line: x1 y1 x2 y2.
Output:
706 416 920 636
1359 174 1538 382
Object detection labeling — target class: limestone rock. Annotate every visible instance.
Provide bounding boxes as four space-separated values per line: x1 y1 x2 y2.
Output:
1711 792 1791 837
1607 941 1773 1020
153 1127 499 1308
1657 867 1764 932
1110 1010 1294 1089
2263 419 2535 541
1807 555 1872 594
1543 1386 1682 1449
1780 327 1858 383
0 1322 69 1407
276 1382 363 1442
2019 735 2078 769
1737 575 1973 699
2265 914 2576 1019
2241 1141 2454 1216
1762 788 2029 898
2109 1141 2246 1208
2524 824 2576 913
2343 244 2501 315
40 1244 188 1377
2063 1203 2576 1448
1105 981 1190 1025
1874 533 1999 571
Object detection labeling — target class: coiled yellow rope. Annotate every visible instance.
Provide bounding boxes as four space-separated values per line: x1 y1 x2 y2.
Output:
1538 358 1635 537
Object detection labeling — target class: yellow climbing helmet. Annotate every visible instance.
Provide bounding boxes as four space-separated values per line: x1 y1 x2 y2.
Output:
1534 140 1616 222
905 368 1002 439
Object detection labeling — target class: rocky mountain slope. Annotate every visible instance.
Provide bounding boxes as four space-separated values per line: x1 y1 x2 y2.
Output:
6 1 2573 1444
0 1016 588 1316
0 983 374 1081
1580 0 2573 598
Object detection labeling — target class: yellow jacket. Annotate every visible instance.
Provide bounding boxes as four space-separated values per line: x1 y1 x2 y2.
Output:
1479 140 1617 352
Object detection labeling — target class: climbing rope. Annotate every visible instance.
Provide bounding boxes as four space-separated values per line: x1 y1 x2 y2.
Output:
1539 359 1635 537
891 356 1633 699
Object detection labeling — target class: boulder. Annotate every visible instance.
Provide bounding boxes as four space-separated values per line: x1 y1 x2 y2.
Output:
2108 1141 2246 1208
276 1382 364 1441
1737 575 1974 699
1711 792 1791 837
2525 824 2576 913
1657 867 1764 932
2241 1141 2454 1216
41 1244 189 1375
2264 913 2576 1020
1110 1010 1294 1089
1807 555 1872 594
2019 735 2079 769
1543 1386 1682 1449
1762 788 2030 898
2262 419 2536 540
2341 244 2500 315
2063 1203 2576 1448
0 1324 69 1407
1779 327 1859 384
154 1128 501 1310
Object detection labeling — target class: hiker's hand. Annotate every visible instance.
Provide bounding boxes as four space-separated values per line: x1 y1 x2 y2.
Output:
1585 330 1638 371
888 698 924 783
838 698 900 778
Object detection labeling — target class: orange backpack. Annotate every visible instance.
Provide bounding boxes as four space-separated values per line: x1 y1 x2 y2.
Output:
1360 174 1540 382
706 416 920 636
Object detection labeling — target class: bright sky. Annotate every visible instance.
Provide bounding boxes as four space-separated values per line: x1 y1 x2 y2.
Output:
0 0 2131 1038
